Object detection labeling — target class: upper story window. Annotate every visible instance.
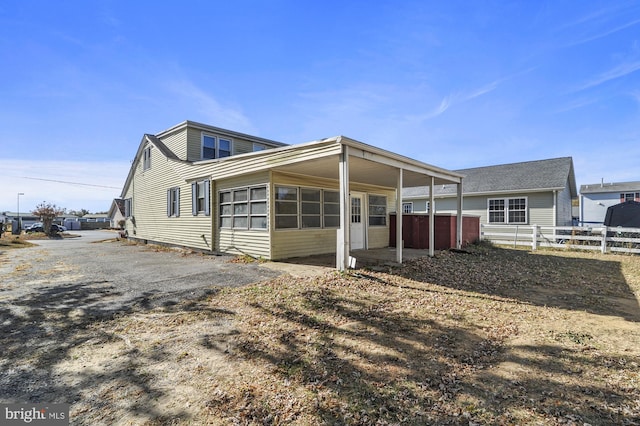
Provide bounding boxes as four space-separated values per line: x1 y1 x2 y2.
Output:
621 193 639 202
202 134 232 160
402 202 413 214
124 198 132 218
253 143 266 152
143 146 151 171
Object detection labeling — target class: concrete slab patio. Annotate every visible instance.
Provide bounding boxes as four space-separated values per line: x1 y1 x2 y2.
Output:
262 247 435 277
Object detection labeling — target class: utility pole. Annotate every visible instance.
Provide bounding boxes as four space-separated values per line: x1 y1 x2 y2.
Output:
17 192 24 234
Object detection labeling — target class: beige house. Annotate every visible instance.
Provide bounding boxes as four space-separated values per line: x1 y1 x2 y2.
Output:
118 121 464 270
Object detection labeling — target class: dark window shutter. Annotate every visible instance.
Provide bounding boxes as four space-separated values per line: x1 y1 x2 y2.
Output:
192 182 198 216
204 180 211 216
167 189 171 217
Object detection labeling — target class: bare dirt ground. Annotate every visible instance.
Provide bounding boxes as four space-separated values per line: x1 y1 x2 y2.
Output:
1 237 639 425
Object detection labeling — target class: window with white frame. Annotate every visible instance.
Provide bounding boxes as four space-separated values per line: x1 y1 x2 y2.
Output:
192 180 210 216
143 146 151 170
301 188 321 228
202 134 232 160
368 195 387 226
488 197 527 224
253 143 266 152
167 187 180 217
323 191 340 228
402 202 413 214
124 198 132 218
275 186 298 229
219 185 267 229
274 186 342 229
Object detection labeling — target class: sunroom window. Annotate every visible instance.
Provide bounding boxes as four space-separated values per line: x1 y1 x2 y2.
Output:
219 185 267 229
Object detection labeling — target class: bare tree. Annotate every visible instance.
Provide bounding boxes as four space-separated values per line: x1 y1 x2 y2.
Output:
32 202 65 235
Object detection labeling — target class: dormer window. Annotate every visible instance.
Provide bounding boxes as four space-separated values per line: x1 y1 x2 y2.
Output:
202 134 232 160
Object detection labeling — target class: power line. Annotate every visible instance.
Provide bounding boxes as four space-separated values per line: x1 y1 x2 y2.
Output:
22 176 121 190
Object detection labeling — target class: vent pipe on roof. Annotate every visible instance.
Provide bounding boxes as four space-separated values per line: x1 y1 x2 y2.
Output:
601 178 604 188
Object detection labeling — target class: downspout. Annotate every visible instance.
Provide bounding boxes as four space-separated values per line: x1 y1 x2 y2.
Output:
553 190 557 226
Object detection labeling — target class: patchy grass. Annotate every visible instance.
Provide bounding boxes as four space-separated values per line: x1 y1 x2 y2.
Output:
0 234 36 249
46 245 640 425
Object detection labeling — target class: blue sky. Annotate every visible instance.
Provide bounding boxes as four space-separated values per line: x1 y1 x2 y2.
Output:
1 1 639 213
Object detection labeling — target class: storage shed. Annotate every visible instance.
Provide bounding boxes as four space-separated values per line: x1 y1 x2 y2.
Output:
389 213 480 250
604 201 640 227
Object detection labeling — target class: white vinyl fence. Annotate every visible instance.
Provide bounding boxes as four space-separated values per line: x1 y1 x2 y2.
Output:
481 224 640 255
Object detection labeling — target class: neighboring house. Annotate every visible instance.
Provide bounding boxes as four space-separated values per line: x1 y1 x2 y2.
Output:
108 199 126 229
81 213 109 223
580 181 640 225
403 157 577 227
117 120 464 269
3 212 72 229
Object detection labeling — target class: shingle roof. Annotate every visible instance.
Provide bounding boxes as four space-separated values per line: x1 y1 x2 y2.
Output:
403 157 576 198
580 181 640 194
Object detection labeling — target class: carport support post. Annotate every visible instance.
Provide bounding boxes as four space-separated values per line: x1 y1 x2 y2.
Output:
429 175 435 257
337 144 350 271
456 181 463 249
396 168 403 263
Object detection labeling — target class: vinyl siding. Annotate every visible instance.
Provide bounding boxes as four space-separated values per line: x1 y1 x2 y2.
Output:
186 127 273 162
160 128 188 161
556 180 573 226
186 128 202 161
123 148 213 251
433 192 556 227
215 171 271 258
269 172 395 260
528 192 554 226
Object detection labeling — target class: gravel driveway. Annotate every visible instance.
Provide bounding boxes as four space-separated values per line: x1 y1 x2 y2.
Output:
0 231 282 404
1 230 281 314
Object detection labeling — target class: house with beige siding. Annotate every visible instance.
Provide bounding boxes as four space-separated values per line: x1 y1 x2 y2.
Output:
403 157 577 228
118 121 464 269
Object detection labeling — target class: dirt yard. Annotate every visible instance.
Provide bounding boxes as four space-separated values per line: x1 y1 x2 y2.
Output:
1 239 639 425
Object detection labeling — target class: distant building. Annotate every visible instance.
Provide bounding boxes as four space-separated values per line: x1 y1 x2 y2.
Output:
403 157 577 227
580 181 640 225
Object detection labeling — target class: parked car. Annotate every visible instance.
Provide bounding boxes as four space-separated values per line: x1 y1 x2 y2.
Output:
25 223 67 233
51 224 67 233
25 223 44 233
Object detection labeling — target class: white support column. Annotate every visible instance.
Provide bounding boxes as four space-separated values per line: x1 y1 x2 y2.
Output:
337 144 350 270
396 168 403 263
429 176 435 257
456 181 463 249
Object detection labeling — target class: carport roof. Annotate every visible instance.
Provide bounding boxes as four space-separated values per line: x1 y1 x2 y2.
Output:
193 135 463 188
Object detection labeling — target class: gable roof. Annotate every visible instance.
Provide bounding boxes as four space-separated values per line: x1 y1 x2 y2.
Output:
403 157 577 198
580 181 640 194
120 123 289 198
108 198 125 218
